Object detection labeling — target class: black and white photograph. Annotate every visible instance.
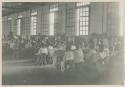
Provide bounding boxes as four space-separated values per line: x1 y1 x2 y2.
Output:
2 2 125 85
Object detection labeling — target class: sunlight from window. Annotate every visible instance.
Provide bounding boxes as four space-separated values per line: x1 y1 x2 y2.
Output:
76 5 89 36
17 19 21 35
30 11 37 35
49 12 55 35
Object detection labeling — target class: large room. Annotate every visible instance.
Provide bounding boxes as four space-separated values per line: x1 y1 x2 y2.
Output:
2 2 124 85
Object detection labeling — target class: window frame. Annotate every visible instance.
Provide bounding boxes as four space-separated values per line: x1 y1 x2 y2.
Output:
76 2 90 36
49 4 59 36
30 10 38 35
17 18 22 36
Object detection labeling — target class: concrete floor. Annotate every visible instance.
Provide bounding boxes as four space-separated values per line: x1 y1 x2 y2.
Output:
98 52 124 85
2 52 124 85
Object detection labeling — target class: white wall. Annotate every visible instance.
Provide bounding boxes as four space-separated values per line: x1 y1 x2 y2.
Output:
89 2 120 36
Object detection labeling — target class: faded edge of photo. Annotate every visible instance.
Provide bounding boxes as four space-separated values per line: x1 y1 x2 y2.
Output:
0 0 125 87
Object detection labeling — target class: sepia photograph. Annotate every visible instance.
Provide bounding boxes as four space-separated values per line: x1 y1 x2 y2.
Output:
2 2 125 85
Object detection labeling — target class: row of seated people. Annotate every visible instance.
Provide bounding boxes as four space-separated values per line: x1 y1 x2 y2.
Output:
32 35 123 74
2 34 60 59
2 33 123 74
34 39 110 72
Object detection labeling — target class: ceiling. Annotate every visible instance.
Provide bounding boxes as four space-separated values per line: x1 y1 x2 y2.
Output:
2 2 50 16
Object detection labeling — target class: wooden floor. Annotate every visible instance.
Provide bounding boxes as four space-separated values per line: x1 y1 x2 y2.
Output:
2 52 124 85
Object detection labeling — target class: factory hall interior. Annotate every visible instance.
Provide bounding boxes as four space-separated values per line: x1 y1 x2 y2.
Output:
2 2 124 85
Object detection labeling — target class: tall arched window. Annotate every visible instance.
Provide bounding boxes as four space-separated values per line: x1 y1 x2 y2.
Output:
17 15 22 35
76 2 90 36
7 17 12 32
30 11 37 35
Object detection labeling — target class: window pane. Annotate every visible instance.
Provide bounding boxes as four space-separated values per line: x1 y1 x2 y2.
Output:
85 7 89 11
83 12 86 16
85 12 89 16
80 12 82 16
80 22 83 25
80 8 82 12
83 27 86 30
83 31 85 35
82 8 85 12
86 31 88 35
82 17 86 21
86 26 88 30
80 31 82 35
86 17 89 21
80 17 82 21
83 22 86 25
86 22 88 25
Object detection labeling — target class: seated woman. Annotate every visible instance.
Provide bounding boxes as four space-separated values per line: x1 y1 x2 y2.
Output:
8 40 17 59
81 41 89 56
71 43 76 51
9 40 15 50
48 44 54 64
83 40 101 81
25 40 32 48
54 42 65 71
35 44 48 65
85 39 97 63
103 47 110 64
84 39 101 75
63 45 74 71
24 40 35 59
57 41 66 50
95 40 109 74
98 40 109 62
74 44 85 70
